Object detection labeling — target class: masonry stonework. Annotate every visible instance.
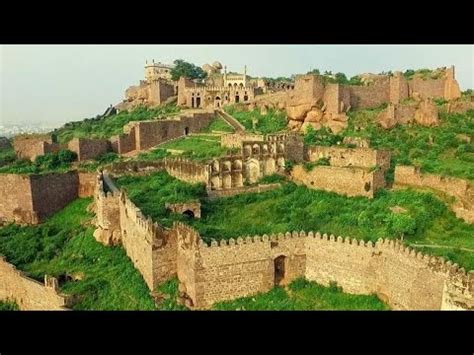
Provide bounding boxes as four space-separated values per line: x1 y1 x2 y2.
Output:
0 257 70 310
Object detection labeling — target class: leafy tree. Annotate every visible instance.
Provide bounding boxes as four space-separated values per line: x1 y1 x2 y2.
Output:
403 69 415 79
170 59 207 81
334 72 348 84
307 69 320 75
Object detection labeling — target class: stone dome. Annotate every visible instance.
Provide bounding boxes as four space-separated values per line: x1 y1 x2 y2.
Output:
212 61 223 70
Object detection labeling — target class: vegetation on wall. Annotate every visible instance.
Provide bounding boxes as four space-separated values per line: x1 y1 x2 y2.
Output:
344 109 474 181
224 105 287 134
170 59 207 82
0 300 19 310
53 104 180 143
0 149 77 175
0 198 156 310
135 135 232 162
115 171 207 228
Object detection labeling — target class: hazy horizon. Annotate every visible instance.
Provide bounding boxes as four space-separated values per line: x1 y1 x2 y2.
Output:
1 45 473 128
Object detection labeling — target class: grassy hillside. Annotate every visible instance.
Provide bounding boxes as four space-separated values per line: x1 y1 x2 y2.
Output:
115 171 207 228
343 108 474 182
0 198 155 310
53 104 180 143
0 300 19 310
112 171 474 271
224 105 288 134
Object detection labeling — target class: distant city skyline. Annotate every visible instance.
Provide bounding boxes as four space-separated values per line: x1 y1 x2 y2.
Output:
1 45 473 128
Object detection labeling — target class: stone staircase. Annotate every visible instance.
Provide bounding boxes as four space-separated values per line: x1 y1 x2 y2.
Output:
216 109 246 132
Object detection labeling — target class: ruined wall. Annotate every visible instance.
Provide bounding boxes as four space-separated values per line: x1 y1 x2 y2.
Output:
409 78 446 99
305 233 473 310
111 126 136 154
306 146 391 172
68 138 109 161
0 257 69 310
12 135 57 161
394 166 469 199
389 73 409 104
78 172 97 197
0 171 81 225
176 227 307 309
221 133 264 148
291 165 383 198
132 111 214 151
163 157 209 185
394 165 473 223
206 183 281 199
348 78 390 109
0 174 36 224
30 171 79 222
148 80 175 105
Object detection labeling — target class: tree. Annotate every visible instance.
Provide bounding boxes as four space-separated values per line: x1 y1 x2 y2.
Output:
307 69 320 75
170 59 207 81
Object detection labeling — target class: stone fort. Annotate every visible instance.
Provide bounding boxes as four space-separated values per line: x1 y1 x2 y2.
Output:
1 62 473 310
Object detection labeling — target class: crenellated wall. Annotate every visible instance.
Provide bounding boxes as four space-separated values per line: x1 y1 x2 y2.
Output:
91 171 473 310
0 256 70 310
174 228 473 310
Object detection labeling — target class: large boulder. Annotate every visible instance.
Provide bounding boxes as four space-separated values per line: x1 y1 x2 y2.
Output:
286 104 312 121
414 100 439 127
304 108 324 122
287 119 303 131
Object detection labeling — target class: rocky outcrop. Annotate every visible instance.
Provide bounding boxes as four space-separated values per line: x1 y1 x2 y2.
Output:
377 99 439 129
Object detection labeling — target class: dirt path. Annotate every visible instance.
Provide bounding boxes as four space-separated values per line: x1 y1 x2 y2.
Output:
409 243 474 253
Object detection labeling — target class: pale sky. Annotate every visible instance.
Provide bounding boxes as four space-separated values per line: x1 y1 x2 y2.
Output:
1 45 473 126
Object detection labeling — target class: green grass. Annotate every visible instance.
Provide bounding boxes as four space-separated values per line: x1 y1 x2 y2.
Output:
137 135 231 162
344 109 474 181
115 171 474 271
214 278 388 310
0 300 19 310
224 105 288 134
0 198 156 310
154 278 388 310
114 171 207 228
53 104 180 143
201 117 235 133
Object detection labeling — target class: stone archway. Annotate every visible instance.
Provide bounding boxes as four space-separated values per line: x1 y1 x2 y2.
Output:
274 255 286 286
245 159 260 184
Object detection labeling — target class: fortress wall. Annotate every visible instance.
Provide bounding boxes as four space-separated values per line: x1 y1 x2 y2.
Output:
68 138 109 161
291 165 382 198
116 127 137 154
305 234 378 295
221 133 264 148
12 135 52 161
30 171 79 222
148 80 175 105
389 75 409 104
78 172 97 197
118 193 156 290
304 234 473 310
306 146 390 170
348 79 391 109
394 166 469 198
134 112 214 151
0 174 36 224
409 78 446 99
163 158 209 185
0 257 69 310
